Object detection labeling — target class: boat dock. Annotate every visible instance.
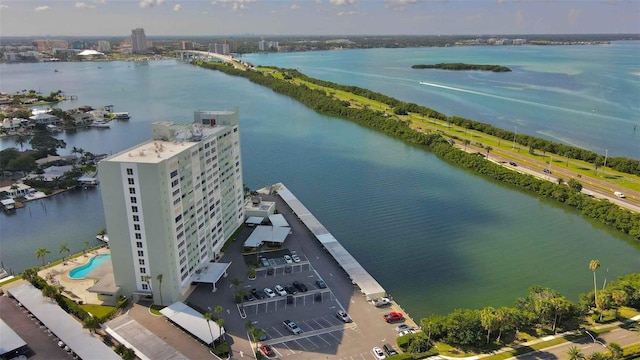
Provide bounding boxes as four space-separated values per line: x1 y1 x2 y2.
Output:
270 183 387 301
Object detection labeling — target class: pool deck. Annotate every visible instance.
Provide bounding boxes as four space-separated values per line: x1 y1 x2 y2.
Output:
37 247 112 305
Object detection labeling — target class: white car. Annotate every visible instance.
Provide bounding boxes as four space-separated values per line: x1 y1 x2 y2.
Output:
336 310 352 323
264 287 276 298
291 254 301 263
274 284 287 296
284 255 293 264
372 347 386 359
396 324 413 332
398 329 415 336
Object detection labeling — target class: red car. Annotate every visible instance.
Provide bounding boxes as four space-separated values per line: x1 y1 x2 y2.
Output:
383 311 404 323
260 343 275 357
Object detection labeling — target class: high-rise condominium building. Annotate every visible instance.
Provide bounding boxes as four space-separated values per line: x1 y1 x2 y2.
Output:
131 28 147 54
98 110 245 305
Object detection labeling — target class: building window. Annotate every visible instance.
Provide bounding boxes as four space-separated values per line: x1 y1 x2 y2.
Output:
133 215 139 222
171 170 178 178
130 197 137 204
129 187 136 194
139 259 145 265
128 178 135 185
131 206 138 213
134 224 140 231
142 284 148 290
137 250 144 256
175 214 182 223
126 168 133 175
135 233 142 239
140 267 146 274
136 241 142 248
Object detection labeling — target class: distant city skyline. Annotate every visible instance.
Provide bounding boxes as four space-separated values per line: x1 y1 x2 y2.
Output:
0 0 638 37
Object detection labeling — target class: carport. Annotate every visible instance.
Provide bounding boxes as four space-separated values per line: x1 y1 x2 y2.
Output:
190 262 231 292
160 301 225 346
268 213 290 227
0 319 27 358
244 225 290 248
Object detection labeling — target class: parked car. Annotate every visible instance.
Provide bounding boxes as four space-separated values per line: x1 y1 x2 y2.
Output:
543 168 551 174
383 344 399 356
266 267 274 275
284 265 292 273
243 293 256 302
614 191 626 198
383 312 404 323
257 329 268 341
274 284 287 296
260 257 270 267
396 324 413 332
398 329 415 336
259 343 275 357
509 161 517 166
251 288 265 300
315 279 327 289
372 347 386 359
373 297 391 307
264 287 276 298
293 281 308 292
291 254 301 262
284 285 297 295
283 320 303 335
336 310 352 323
286 294 294 304
284 255 293 264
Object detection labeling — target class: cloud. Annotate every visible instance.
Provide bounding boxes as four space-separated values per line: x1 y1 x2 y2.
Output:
173 4 182 11
497 0 506 3
211 0 254 10
0 4 8 9
35 6 50 11
337 10 356 16
515 9 525 26
567 8 581 25
231 2 247 10
330 0 358 6
139 0 165 8
290 3 300 10
96 0 107 3
75 2 96 9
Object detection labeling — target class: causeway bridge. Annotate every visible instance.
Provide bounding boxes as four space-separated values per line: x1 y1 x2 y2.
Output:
175 50 248 70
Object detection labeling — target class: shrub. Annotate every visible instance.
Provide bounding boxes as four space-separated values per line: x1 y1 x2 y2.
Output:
211 341 230 356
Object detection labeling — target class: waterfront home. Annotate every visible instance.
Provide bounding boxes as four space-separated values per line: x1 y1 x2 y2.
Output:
0 183 35 198
28 113 60 126
1 198 16 212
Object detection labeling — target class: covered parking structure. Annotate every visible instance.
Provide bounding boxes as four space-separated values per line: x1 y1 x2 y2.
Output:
243 225 290 248
7 283 121 360
0 319 27 358
277 184 387 301
190 262 231 292
160 301 225 346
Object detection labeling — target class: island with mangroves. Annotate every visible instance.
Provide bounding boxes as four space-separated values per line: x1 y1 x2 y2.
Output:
411 63 512 72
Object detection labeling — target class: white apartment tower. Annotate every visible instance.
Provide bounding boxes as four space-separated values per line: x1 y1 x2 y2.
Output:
131 28 147 54
98 110 244 305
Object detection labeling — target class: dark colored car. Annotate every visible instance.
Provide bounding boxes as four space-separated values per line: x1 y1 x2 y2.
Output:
315 279 327 289
543 168 551 174
266 267 274 275
284 285 297 295
384 344 399 356
251 288 265 300
293 281 308 292
243 293 256 302
509 161 517 166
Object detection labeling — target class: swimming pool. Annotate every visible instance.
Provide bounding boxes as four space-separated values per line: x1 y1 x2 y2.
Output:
69 254 111 279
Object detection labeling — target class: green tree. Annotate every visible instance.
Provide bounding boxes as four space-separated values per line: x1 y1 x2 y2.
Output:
589 352 607 360
485 146 493 159
59 242 70 262
14 134 28 151
204 312 215 345
607 342 623 360
41 285 58 301
29 132 66 155
83 316 101 333
566 345 584 360
214 318 225 341
480 306 498 344
590 260 601 308
407 332 431 353
156 274 163 306
35 247 51 267
568 179 583 192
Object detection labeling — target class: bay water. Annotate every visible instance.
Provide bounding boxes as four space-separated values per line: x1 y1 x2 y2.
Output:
0 43 638 318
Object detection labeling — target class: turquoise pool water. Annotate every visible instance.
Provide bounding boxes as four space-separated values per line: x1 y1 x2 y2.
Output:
69 254 111 279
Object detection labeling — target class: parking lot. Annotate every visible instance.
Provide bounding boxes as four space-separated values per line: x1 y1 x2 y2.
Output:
186 193 413 359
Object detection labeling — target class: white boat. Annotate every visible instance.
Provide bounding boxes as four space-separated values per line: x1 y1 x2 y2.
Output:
96 234 109 243
91 120 111 128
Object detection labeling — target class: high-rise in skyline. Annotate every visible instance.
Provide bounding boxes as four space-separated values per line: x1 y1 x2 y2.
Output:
98 110 244 305
130 28 147 54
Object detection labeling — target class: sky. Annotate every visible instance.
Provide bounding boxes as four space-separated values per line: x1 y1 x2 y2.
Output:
0 0 638 37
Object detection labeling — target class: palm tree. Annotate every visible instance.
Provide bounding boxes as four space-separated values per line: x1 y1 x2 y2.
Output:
231 277 243 292
486 146 493 159
59 242 70 262
35 247 51 267
213 305 224 340
589 259 601 308
14 134 28 151
84 240 90 255
83 316 101 333
214 318 225 341
41 285 58 302
203 312 214 346
607 343 623 360
463 139 470 151
156 274 163 306
566 345 584 360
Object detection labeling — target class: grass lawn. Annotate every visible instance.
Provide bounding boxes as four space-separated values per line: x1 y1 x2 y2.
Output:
79 304 115 319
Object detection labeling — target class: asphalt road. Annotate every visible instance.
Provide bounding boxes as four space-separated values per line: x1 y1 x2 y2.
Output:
513 328 640 359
